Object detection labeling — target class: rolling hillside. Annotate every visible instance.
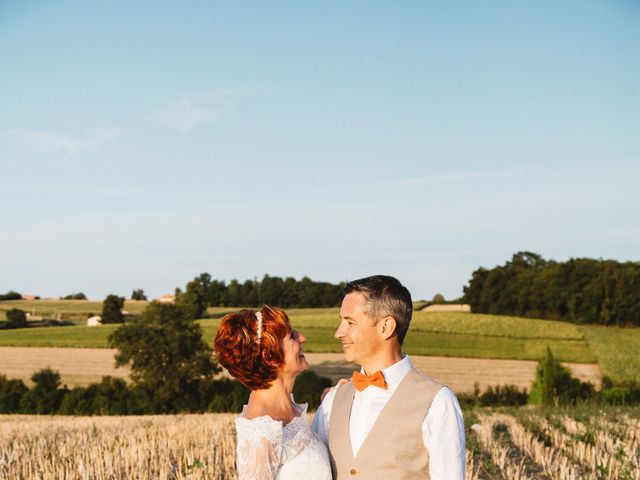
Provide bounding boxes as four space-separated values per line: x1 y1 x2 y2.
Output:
1 304 638 383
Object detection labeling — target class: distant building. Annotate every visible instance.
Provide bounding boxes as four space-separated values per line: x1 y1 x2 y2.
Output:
422 304 471 313
156 294 175 304
87 315 102 327
21 294 38 300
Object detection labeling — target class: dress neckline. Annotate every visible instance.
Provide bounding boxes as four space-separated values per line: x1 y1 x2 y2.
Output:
238 401 308 427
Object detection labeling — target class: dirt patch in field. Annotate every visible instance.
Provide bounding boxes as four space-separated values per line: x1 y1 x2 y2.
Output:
0 347 129 387
305 353 602 392
0 347 601 392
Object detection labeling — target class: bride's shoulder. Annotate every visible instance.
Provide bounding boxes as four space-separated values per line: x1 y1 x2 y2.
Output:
236 406 283 439
291 401 309 421
289 395 308 410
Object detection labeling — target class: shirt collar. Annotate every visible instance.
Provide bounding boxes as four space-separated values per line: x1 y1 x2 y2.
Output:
361 355 412 387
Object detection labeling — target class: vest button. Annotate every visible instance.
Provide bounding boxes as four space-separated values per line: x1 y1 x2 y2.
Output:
349 468 357 475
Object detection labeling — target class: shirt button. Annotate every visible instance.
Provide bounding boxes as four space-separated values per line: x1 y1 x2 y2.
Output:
349 468 357 475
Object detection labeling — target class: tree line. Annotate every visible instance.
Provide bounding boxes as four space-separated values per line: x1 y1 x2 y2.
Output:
174 273 345 319
0 274 345 328
463 251 640 326
1 274 344 311
0 368 332 415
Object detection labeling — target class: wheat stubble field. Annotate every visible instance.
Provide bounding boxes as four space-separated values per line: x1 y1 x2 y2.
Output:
2 408 639 480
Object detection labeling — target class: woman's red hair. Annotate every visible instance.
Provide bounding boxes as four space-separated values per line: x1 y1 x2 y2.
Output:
214 305 291 390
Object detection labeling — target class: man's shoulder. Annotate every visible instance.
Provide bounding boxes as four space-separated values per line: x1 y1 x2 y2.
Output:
407 367 446 389
402 368 464 412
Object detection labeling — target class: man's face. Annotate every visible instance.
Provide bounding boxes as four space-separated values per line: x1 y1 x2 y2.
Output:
335 292 382 367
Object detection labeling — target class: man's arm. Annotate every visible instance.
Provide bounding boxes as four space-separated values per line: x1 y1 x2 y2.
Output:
422 387 465 480
311 385 338 446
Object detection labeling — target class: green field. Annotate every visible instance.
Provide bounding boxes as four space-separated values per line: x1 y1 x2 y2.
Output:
411 311 584 339
1 304 638 382
201 310 596 362
579 325 640 383
0 299 150 322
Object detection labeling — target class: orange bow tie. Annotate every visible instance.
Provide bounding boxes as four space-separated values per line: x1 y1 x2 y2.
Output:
352 370 387 391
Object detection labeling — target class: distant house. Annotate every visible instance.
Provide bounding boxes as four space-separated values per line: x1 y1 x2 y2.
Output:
422 304 471 313
87 315 102 327
156 294 175 304
21 294 38 301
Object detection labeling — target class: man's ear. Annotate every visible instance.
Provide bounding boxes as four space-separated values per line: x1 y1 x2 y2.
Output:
380 316 397 340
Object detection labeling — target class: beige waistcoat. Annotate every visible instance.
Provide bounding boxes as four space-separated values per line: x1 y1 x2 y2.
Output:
328 368 443 480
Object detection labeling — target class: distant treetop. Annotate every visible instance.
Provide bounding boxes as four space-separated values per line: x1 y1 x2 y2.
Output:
432 293 446 303
0 291 22 301
62 293 87 300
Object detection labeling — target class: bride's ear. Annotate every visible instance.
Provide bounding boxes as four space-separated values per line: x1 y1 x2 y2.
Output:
380 316 397 340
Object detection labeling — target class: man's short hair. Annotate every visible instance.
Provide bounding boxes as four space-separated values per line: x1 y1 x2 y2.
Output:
345 275 413 345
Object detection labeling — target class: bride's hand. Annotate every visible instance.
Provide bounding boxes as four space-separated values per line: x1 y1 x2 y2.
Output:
320 378 349 401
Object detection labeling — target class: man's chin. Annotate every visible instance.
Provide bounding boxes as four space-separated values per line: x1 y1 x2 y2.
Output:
342 348 355 363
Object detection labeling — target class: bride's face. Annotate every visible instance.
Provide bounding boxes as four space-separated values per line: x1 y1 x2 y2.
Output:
280 328 309 376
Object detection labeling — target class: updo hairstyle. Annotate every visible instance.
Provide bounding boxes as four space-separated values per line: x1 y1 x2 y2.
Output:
214 305 291 390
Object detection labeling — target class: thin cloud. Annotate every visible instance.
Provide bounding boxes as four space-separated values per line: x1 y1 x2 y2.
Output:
1 182 143 198
148 89 237 133
324 166 535 194
396 167 536 185
3 128 120 155
203 88 237 106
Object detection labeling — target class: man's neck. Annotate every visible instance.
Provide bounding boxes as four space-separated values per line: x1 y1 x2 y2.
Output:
361 349 403 375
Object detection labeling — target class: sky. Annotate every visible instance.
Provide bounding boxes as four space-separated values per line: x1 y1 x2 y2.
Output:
1 1 638 301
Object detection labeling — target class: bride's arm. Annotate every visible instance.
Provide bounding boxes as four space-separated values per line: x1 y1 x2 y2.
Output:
236 419 283 480
236 436 281 480
320 378 348 401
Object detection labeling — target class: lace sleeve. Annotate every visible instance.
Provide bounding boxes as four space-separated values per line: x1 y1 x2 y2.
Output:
235 416 283 480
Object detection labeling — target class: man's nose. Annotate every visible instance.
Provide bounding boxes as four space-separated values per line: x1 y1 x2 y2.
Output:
299 333 306 343
335 321 345 339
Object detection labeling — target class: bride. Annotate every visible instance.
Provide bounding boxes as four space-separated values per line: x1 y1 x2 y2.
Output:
214 305 332 480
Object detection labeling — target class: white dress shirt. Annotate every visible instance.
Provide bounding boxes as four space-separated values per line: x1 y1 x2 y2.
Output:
311 355 465 480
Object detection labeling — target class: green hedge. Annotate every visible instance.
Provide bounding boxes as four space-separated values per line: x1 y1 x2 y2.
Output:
0 369 333 415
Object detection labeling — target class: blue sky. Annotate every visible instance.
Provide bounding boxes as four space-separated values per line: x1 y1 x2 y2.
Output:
1 1 638 300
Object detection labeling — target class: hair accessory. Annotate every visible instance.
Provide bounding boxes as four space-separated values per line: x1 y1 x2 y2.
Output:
255 311 263 343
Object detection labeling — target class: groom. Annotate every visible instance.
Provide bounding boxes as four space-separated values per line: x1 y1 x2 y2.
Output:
312 275 465 479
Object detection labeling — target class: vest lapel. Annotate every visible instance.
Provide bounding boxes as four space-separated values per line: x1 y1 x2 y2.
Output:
328 380 356 476
352 369 422 461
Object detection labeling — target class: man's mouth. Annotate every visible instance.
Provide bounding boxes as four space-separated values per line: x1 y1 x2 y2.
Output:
342 343 353 348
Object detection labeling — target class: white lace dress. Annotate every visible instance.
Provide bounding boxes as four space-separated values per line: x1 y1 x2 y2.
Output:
235 402 332 480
